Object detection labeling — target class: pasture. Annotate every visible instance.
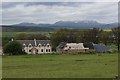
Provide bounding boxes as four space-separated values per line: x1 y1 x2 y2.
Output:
2 53 118 78
2 32 52 37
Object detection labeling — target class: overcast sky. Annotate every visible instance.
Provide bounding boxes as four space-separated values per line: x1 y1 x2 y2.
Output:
1 2 118 25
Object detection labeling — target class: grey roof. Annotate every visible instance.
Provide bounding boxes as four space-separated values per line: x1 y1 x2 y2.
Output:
56 42 67 49
17 40 35 46
83 43 94 49
93 44 111 52
16 40 51 46
36 40 51 46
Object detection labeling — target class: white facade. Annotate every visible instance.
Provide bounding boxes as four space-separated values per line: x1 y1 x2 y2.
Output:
17 40 52 54
23 44 52 54
63 43 89 50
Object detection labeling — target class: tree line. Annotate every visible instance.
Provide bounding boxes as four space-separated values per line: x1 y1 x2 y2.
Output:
50 27 120 50
2 27 120 52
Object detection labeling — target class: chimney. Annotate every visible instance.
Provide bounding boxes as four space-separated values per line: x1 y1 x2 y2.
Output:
34 38 37 46
11 38 14 41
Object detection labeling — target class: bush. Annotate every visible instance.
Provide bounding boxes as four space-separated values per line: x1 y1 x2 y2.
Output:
3 41 26 55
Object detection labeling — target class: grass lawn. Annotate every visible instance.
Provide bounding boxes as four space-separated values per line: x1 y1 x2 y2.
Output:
2 53 118 78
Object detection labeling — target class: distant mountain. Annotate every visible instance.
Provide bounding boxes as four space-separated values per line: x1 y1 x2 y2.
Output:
11 20 118 29
14 22 51 27
53 21 118 29
15 22 38 27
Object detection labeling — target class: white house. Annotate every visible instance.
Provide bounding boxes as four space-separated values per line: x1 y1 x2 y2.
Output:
56 42 89 54
17 39 52 54
64 43 89 50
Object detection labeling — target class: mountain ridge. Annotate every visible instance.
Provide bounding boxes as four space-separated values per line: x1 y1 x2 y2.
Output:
7 20 118 29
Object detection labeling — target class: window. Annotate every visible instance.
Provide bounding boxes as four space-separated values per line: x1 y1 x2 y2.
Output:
41 49 43 52
49 49 51 52
23 50 25 52
23 44 26 47
38 44 41 47
47 45 49 47
29 45 32 48
37 50 38 52
46 49 48 52
29 50 31 52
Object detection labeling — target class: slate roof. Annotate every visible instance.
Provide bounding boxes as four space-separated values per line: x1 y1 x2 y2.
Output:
93 44 111 52
56 42 67 49
36 40 51 46
16 40 51 46
83 43 94 49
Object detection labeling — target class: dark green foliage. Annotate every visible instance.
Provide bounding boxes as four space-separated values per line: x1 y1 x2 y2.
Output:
98 31 113 45
2 37 12 47
83 28 102 43
112 27 120 44
112 27 120 52
50 28 102 50
50 29 84 50
3 41 25 55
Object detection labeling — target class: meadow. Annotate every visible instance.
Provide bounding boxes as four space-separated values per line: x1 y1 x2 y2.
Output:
2 53 118 78
2 32 52 37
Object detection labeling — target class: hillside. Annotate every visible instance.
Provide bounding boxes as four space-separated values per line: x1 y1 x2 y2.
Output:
12 20 118 29
2 25 55 32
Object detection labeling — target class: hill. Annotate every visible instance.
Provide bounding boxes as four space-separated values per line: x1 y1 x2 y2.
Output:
2 25 55 32
12 20 118 29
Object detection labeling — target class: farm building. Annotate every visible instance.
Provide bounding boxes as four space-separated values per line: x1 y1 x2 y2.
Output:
56 42 89 54
16 39 52 54
57 42 111 53
83 43 95 52
93 44 112 53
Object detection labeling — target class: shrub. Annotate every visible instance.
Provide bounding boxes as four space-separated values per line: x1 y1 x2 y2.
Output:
3 41 26 55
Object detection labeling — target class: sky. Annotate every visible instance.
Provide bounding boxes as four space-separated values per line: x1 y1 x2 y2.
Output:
1 2 118 25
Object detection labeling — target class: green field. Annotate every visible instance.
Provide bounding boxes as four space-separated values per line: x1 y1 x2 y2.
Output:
2 53 118 78
2 32 52 37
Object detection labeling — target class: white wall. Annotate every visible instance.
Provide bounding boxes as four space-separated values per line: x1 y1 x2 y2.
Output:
23 45 52 54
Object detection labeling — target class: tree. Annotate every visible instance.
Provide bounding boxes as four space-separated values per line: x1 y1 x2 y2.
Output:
3 41 24 55
98 31 113 45
83 28 102 43
2 37 12 47
112 27 120 52
50 29 85 50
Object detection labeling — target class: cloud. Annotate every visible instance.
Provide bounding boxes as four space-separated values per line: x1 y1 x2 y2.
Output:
2 2 118 25
2 0 119 2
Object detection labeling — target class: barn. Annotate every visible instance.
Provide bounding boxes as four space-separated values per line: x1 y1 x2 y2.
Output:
57 42 111 53
93 44 112 53
56 42 89 54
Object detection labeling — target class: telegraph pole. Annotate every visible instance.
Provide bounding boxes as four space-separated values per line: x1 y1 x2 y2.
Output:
118 2 120 53
118 26 120 53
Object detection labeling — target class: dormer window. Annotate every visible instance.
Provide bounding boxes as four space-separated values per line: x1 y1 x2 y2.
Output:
38 44 41 47
47 45 49 47
28 44 32 48
23 44 26 47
